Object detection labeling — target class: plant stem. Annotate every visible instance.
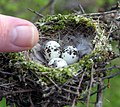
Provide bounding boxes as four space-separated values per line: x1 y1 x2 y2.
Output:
95 80 104 107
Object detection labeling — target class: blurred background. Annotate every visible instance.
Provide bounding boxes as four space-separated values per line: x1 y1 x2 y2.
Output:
0 0 118 21
0 0 119 107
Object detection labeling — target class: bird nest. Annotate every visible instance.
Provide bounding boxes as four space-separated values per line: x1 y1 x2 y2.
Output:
0 12 118 107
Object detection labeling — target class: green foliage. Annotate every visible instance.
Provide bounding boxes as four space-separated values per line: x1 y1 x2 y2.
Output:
37 14 96 32
0 97 16 107
97 0 115 6
103 75 120 107
0 97 7 107
0 0 49 20
0 0 117 20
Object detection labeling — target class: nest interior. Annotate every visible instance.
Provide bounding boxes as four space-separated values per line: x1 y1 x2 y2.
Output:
0 13 115 107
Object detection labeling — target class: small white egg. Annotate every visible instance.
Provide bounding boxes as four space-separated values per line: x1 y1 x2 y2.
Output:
44 41 61 61
62 46 79 65
48 58 68 68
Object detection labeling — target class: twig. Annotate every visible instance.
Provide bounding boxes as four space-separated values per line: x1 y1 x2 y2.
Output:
43 86 56 98
77 71 86 96
45 75 61 90
118 38 120 54
62 70 84 87
78 3 85 14
40 100 72 105
62 88 78 95
0 81 17 87
63 84 79 90
28 8 44 18
72 96 77 107
111 32 120 40
0 71 16 76
107 22 114 37
95 80 104 107
32 0 55 21
87 65 95 107
49 0 55 15
96 66 120 72
102 71 120 80
75 9 120 17
0 89 35 97
29 94 35 107
91 85 107 97
80 85 107 101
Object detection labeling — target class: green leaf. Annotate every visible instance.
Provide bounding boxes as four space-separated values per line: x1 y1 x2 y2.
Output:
0 97 6 107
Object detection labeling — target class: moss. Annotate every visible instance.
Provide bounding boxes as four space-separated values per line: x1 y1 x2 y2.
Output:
36 14 96 35
0 14 111 84
5 47 109 84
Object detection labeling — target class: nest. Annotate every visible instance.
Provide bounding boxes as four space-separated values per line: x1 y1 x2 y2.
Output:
0 10 120 107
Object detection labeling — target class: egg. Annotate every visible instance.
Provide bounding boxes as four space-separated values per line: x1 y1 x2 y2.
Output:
44 41 61 61
62 46 79 65
48 58 68 68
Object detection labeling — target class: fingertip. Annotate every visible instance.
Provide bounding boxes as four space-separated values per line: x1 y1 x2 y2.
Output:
0 14 39 52
10 25 39 48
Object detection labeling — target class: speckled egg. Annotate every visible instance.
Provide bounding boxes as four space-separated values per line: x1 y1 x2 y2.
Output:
44 41 61 61
62 46 79 65
48 58 68 68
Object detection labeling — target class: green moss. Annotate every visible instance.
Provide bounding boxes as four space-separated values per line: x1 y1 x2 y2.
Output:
1 14 111 84
36 14 96 34
5 47 109 84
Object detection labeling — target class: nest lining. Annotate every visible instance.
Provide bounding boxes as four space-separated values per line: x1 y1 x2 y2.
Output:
0 14 113 107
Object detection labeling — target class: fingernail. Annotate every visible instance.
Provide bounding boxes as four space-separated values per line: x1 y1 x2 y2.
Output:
11 25 37 47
